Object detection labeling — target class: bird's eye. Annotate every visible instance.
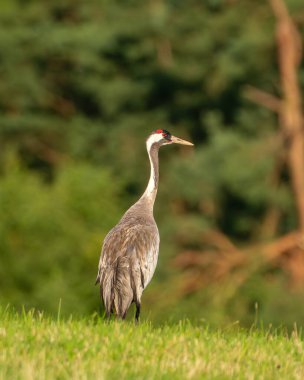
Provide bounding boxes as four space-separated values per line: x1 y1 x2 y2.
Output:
162 131 171 140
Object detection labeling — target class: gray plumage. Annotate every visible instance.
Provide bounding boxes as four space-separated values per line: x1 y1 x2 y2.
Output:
96 130 193 321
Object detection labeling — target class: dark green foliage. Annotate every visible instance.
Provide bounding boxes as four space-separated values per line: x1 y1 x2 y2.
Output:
0 0 304 325
0 161 124 315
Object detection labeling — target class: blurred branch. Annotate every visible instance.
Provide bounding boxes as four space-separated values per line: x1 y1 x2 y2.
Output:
244 86 281 113
269 0 303 65
174 230 304 296
24 138 67 165
269 0 304 235
245 0 304 236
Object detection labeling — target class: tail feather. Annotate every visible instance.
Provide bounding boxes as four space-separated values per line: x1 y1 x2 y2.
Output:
100 268 115 317
100 256 143 319
113 257 133 318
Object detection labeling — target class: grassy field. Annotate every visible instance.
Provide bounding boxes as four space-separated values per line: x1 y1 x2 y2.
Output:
0 309 304 380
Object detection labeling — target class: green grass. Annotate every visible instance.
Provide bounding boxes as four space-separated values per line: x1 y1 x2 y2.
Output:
0 309 304 380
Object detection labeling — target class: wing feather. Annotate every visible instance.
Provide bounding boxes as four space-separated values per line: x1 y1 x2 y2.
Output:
96 213 159 317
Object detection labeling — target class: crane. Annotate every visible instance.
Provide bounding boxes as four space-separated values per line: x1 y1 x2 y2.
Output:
95 129 193 321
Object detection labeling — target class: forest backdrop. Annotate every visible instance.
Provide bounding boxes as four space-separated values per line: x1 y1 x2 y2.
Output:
1 0 304 327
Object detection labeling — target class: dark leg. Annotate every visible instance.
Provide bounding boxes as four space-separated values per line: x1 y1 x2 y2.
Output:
135 302 141 323
105 308 112 321
105 304 114 321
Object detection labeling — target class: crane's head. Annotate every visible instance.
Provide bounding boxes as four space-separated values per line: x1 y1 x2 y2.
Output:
147 129 194 148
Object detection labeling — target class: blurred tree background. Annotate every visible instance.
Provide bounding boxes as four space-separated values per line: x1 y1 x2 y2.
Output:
1 0 304 327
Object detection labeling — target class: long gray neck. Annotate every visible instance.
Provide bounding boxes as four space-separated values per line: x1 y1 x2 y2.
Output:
139 142 159 208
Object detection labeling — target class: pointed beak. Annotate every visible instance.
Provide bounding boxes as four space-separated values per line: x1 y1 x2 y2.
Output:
170 135 194 146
